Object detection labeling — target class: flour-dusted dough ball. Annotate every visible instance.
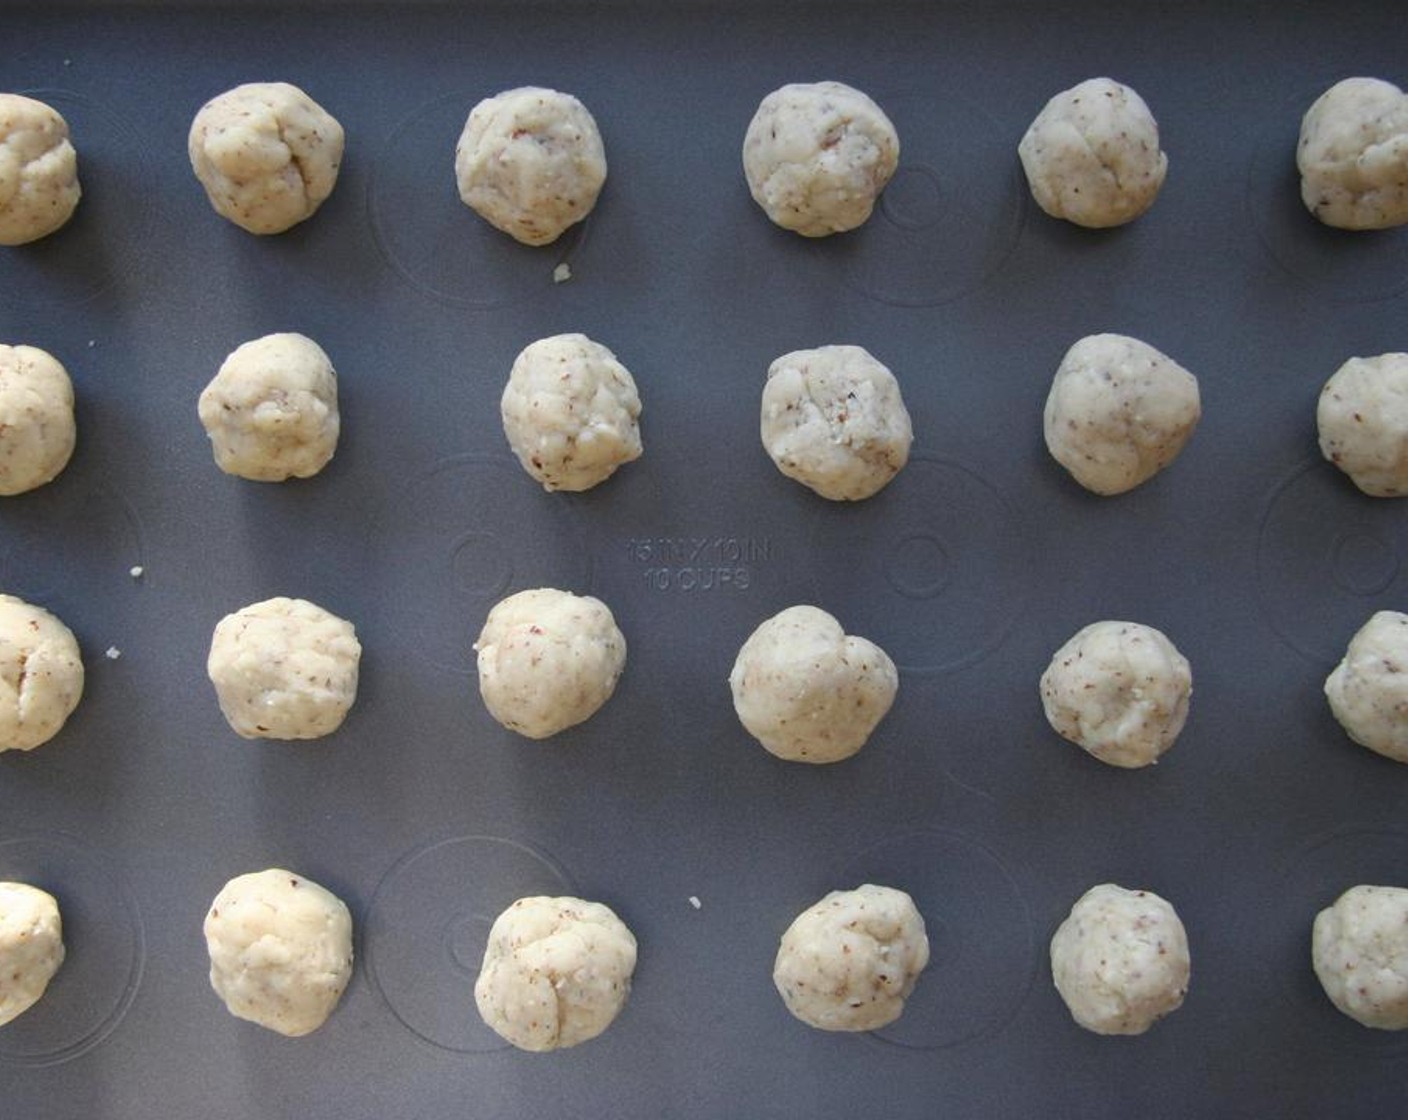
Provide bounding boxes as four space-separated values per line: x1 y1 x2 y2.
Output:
1298 78 1408 231
743 81 899 238
0 94 80 246
188 82 344 235
1040 620 1192 769
454 87 606 247
1313 884 1408 1029
0 594 83 754
0 882 64 1027
474 588 626 739
1317 353 1408 497
501 334 642 492
1324 610 1408 762
1018 77 1168 229
207 597 361 740
204 868 352 1037
475 895 637 1051
0 344 75 496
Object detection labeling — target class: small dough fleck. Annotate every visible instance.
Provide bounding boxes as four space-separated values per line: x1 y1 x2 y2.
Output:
742 81 899 237
772 884 929 1032
0 93 80 245
1313 884 1408 1029
204 868 352 1037
207 597 361 740
501 333 642 492
475 895 637 1051
0 593 83 753
1298 78 1408 230
188 82 344 235
0 882 64 1027
1325 610 1408 763
0 343 76 496
1317 353 1408 497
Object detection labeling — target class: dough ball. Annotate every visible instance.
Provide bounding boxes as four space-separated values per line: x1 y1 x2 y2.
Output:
207 597 361 740
1050 883 1190 1035
0 343 75 496
0 882 64 1027
1018 77 1168 229
1044 333 1200 495
729 605 897 764
0 93 80 246
1317 353 1408 497
1040 620 1191 769
772 884 929 1032
1298 78 1408 230
0 593 83 753
501 333 642 492
1313 884 1408 1029
454 87 606 247
475 895 637 1051
761 344 912 501
473 588 626 739
1324 610 1408 762
197 332 340 482
204 868 353 1037
188 82 344 235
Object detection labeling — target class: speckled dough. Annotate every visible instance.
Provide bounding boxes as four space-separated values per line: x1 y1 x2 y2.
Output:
1298 78 1408 230
0 94 80 246
207 597 361 740
743 81 899 237
1325 610 1408 763
0 344 75 496
0 882 64 1028
1313 884 1408 1029
501 334 641 492
188 82 344 235
0 593 83 753
1317 353 1408 497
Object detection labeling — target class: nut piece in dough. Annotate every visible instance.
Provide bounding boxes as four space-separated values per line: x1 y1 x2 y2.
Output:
207 597 361 740
773 884 929 1032
0 593 83 753
454 87 606 247
762 344 912 501
197 332 340 482
0 94 80 246
474 588 626 739
204 868 353 1037
0 343 75 496
0 882 64 1027
730 605 897 764
1325 610 1408 763
1044 333 1200 496
1298 78 1408 230
188 82 344 235
1040 620 1191 769
501 333 641 492
1050 883 1190 1036
1018 77 1168 229
475 895 637 1051
1313 884 1408 1029
1317 353 1408 497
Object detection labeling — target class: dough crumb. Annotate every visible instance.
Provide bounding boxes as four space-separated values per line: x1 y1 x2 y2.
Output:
688 896 702 910
552 262 572 283
104 646 121 660
129 565 144 579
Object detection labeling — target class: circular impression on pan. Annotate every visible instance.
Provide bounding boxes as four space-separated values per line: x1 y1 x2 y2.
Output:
0 483 145 604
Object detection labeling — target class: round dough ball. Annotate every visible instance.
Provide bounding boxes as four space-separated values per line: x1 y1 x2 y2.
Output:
742 81 899 237
188 82 344 235
0 882 65 1027
1050 883 1190 1035
204 868 353 1037
1324 610 1408 762
729 605 897 764
207 597 361 740
773 884 929 1032
0 94 80 246
1018 77 1168 229
501 333 642 492
0 593 83 753
1313 884 1408 1029
197 332 340 482
761 344 912 501
1040 620 1192 769
0 343 75 496
454 87 606 247
1317 353 1408 497
1044 333 1201 496
473 588 626 739
475 895 637 1051
1298 78 1408 230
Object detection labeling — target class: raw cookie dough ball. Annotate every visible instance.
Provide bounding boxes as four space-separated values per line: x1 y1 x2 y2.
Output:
742 81 899 237
773 884 929 1032
1044 333 1200 496
1313 884 1408 1029
1018 77 1168 229
761 344 912 501
1050 883 1190 1035
1298 78 1408 230
0 344 75 496
0 594 83 753
454 86 606 246
475 895 637 1051
0 94 80 246
1040 620 1191 769
1317 353 1408 497
729 605 897 764
207 597 361 740
1324 610 1408 762
188 82 344 235
197 332 340 482
473 588 626 739
204 868 353 1037
0 882 65 1027
501 333 642 492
